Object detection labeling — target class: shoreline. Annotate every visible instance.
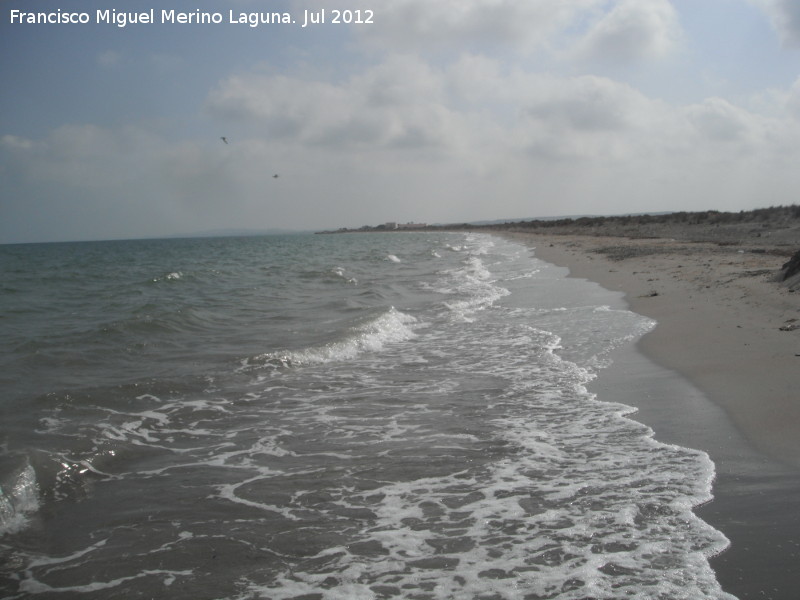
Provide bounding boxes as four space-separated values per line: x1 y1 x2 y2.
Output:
512 233 800 466
502 231 800 599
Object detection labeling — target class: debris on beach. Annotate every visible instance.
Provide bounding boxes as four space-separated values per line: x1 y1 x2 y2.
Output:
779 319 799 332
777 249 800 292
778 249 800 281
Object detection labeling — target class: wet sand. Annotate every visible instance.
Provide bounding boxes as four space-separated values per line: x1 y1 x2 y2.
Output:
502 230 800 599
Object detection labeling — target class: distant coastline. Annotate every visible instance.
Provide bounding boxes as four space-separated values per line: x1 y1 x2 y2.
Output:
319 205 800 250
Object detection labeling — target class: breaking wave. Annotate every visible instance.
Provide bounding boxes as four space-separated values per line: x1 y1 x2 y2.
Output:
0 461 39 536
241 307 418 371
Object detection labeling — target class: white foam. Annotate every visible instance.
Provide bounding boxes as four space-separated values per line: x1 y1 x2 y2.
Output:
249 307 417 369
151 271 183 282
331 266 357 284
20 569 194 595
433 238 513 322
0 461 39 536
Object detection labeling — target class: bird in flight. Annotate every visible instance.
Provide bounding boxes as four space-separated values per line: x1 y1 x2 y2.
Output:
273 174 279 178
221 136 228 144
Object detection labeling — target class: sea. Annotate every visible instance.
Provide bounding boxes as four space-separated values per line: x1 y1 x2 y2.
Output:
0 231 736 599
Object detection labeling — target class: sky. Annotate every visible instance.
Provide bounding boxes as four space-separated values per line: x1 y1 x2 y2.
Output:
1 0 799 243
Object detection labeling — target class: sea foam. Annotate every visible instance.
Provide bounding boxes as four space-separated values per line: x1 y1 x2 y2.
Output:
0 461 39 536
245 307 418 370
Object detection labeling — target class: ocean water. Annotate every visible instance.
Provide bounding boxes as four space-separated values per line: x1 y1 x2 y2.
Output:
0 232 735 599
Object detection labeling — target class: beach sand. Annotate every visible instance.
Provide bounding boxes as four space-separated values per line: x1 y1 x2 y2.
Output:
501 230 800 599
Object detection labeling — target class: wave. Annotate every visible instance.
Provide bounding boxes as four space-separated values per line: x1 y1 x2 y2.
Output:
439 254 510 321
331 266 357 285
151 271 183 283
242 307 418 371
0 460 39 536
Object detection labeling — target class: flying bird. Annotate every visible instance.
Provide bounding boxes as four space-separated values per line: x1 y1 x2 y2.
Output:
273 174 279 178
221 136 228 144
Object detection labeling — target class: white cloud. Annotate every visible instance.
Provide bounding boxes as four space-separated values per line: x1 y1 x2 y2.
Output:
522 75 651 132
304 0 687 65
0 134 35 152
349 0 605 53
514 75 668 161
206 56 466 151
756 0 800 46
207 74 350 139
684 97 758 144
97 50 122 68
788 77 800 118
5 52 800 243
208 55 662 161
206 52 800 179
571 0 682 61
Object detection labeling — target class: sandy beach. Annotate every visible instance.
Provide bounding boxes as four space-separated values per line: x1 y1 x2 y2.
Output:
495 211 800 599
516 232 800 465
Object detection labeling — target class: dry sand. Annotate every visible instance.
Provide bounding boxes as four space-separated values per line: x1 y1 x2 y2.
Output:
522 234 800 465
498 228 800 599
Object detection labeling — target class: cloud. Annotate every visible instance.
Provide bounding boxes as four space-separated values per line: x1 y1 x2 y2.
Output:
571 0 682 61
788 77 800 118
344 0 685 66
206 51 800 178
684 98 757 143
208 55 659 162
349 0 606 53
521 75 650 132
206 56 465 151
97 50 122 68
514 75 668 162
5 50 800 243
756 0 800 46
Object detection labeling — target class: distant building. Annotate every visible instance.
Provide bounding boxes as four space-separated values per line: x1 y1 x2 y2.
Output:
397 222 427 229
